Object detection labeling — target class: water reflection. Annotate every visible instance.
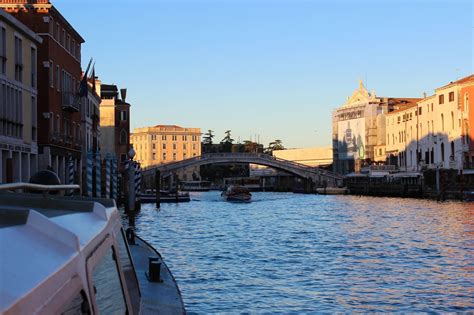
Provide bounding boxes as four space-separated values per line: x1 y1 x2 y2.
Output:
122 193 474 313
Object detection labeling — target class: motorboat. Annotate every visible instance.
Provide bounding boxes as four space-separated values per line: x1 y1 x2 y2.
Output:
141 189 191 203
221 185 252 202
0 182 185 315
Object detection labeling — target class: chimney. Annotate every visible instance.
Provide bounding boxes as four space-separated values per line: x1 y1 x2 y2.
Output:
120 88 127 102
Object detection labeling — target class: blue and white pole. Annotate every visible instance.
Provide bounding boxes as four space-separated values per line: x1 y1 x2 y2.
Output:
105 154 111 199
68 156 74 195
111 158 118 200
86 151 93 197
95 152 101 197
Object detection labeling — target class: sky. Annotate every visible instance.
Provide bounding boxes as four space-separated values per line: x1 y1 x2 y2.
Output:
53 0 472 148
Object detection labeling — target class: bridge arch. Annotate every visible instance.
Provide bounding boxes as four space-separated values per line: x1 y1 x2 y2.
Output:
141 153 343 188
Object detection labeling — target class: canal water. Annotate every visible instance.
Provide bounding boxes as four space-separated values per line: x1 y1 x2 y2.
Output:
123 192 474 313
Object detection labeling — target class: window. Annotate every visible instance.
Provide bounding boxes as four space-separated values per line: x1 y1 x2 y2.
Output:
120 129 127 144
449 91 454 102
193 143 196 150
163 152 166 160
162 143 166 149
418 107 422 115
440 142 445 162
0 27 5 74
62 29 65 46
31 47 36 88
439 94 444 104
173 152 176 160
183 143 187 150
183 135 187 141
172 135 177 141
14 36 23 82
49 17 54 35
91 246 128 314
173 143 176 150
441 114 444 131
120 110 127 121
49 61 54 88
152 143 155 149
152 152 156 160
55 23 59 40
56 65 60 90
451 111 454 130
162 135 166 140
31 96 36 141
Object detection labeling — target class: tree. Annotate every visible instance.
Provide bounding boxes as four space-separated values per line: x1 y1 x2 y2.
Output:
265 139 285 155
220 130 234 153
220 130 234 145
202 130 214 145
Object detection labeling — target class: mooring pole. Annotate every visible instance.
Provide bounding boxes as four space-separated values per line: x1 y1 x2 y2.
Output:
175 173 179 203
155 169 161 208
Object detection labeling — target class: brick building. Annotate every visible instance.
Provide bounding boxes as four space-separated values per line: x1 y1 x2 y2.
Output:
0 0 85 184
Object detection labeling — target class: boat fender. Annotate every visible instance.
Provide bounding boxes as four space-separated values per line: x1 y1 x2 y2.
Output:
126 228 136 245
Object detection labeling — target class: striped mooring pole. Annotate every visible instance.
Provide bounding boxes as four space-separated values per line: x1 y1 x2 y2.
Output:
86 151 93 197
68 156 74 195
95 152 101 197
134 162 141 201
105 154 111 199
111 158 118 200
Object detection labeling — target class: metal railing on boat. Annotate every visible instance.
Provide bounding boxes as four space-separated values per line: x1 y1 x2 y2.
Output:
0 182 80 193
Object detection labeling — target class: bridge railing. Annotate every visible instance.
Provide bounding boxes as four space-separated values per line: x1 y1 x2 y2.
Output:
142 153 343 180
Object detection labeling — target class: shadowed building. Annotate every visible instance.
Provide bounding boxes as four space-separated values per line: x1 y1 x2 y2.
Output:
0 0 85 185
332 80 420 174
0 10 41 183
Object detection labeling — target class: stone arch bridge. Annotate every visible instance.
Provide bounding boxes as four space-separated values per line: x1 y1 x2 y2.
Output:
141 153 343 189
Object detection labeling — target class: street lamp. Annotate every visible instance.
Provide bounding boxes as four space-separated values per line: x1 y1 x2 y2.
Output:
128 146 136 160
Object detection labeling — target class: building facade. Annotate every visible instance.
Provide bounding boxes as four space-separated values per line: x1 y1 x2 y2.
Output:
0 10 41 183
384 75 474 172
332 80 420 174
272 147 333 168
131 125 201 169
80 76 101 196
99 83 130 171
0 0 85 185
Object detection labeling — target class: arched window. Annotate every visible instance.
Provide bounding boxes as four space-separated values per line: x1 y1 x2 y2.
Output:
120 129 127 144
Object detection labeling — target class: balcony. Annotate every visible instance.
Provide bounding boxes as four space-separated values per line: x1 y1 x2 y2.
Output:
62 92 80 112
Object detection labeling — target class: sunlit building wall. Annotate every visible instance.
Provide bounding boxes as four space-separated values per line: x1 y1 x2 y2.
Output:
131 125 201 169
385 74 474 171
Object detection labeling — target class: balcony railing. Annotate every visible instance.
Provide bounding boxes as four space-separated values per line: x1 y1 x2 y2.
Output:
464 162 474 170
62 92 79 112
